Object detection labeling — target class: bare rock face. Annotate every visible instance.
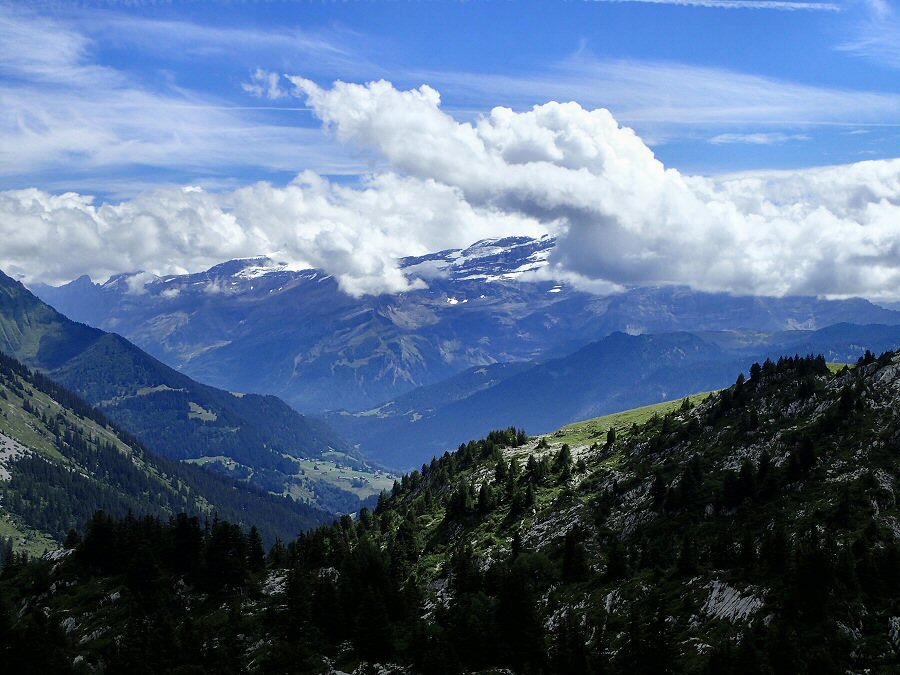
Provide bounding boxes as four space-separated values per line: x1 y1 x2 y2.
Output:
0 432 28 481
702 581 764 623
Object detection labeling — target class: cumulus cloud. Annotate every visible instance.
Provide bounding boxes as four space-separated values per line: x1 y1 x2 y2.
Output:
287 77 900 300
4 76 900 301
0 175 543 296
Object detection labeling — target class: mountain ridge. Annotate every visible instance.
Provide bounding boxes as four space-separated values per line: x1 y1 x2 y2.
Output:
328 323 900 468
0 270 391 513
32 235 900 415
0 349 333 550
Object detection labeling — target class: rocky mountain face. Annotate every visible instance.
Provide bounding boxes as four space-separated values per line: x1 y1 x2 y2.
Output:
3 353 899 673
0 270 389 514
32 236 900 415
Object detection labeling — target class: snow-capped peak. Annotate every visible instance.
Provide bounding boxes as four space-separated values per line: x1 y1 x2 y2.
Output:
234 261 288 280
400 235 555 283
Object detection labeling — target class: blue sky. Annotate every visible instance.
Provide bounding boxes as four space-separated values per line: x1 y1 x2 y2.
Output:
2 0 898 196
2 0 900 302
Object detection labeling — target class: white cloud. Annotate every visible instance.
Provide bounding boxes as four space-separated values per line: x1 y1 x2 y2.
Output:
93 14 370 75
0 6 366 187
589 0 839 10
242 69 288 100
123 271 159 295
0 175 544 296
836 1 900 69
0 83 355 178
4 74 900 301
710 132 811 144
287 77 900 300
420 56 900 133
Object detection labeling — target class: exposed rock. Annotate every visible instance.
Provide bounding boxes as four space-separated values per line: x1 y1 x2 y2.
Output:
702 581 764 623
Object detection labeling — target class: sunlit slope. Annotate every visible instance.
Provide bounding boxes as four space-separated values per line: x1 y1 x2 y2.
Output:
0 353 334 553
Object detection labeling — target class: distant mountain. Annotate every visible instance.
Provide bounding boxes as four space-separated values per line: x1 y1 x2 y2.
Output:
329 331 741 467
0 350 332 551
329 324 900 468
32 235 900 414
0 270 391 513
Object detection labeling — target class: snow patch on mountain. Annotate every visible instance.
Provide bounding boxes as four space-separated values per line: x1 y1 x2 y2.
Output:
235 262 288 280
400 235 556 284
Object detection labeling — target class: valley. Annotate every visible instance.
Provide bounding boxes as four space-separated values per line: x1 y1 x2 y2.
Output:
30 237 900 470
0 270 392 515
3 3 899 672
0 350 334 552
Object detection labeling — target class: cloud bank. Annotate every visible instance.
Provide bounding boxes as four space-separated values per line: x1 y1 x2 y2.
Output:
2 77 900 300
0 174 543 296
289 77 900 299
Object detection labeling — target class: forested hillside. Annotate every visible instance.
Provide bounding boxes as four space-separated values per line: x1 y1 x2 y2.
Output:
0 350 333 552
2 351 899 673
0 269 390 514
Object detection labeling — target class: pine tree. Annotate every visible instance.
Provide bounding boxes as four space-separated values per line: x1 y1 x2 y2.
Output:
675 535 697 576
247 525 266 574
605 540 628 580
63 528 81 549
494 458 508 483
562 528 589 582
552 611 591 675
556 444 573 470
477 483 494 514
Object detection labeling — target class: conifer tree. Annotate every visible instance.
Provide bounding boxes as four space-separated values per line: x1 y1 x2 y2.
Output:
247 525 266 574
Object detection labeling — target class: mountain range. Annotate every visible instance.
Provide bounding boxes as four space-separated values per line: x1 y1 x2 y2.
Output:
33 236 900 416
4 236 900 672
32 236 900 468
329 322 900 468
0 271 393 513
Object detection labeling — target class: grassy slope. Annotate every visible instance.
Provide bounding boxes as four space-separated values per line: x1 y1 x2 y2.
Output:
553 391 718 447
0 512 57 558
0 366 206 552
185 454 397 504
